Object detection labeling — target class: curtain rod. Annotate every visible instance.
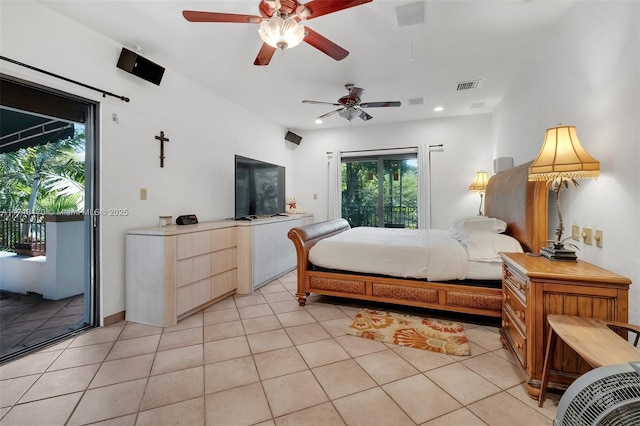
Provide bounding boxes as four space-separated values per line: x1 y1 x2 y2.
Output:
1 55 130 103
326 146 421 155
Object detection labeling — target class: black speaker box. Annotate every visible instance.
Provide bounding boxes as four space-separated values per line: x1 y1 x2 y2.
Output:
116 47 165 86
285 131 302 145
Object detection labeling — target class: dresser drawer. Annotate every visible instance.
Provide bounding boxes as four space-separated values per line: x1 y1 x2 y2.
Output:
177 278 212 315
503 283 526 331
176 254 212 287
502 310 527 367
212 248 237 275
504 265 527 298
177 231 212 259
212 227 237 251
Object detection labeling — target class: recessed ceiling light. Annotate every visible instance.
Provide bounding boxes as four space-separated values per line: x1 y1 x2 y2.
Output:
434 106 444 112
315 118 323 124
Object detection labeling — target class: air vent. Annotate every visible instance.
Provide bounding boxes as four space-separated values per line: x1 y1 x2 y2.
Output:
396 1 426 27
408 97 424 106
455 79 483 91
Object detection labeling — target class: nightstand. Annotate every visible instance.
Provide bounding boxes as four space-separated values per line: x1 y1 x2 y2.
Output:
499 252 631 399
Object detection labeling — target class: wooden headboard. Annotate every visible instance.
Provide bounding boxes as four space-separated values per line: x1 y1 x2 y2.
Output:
485 161 548 253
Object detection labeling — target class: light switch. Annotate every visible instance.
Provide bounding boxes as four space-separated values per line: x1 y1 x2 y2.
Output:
582 227 593 245
571 225 580 241
140 188 147 200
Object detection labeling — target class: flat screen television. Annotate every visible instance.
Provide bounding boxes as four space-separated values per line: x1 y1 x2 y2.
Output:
234 155 286 219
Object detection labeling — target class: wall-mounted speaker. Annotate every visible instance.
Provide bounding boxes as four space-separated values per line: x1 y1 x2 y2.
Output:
116 47 165 86
284 131 302 145
493 157 514 173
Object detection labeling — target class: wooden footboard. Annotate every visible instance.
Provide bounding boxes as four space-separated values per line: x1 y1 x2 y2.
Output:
287 219 502 317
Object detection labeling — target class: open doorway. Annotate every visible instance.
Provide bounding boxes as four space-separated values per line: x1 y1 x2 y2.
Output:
0 76 98 362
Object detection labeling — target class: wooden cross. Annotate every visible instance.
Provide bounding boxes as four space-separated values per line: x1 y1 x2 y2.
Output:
154 131 170 167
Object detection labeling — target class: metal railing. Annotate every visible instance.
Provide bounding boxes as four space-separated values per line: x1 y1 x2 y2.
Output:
342 206 418 229
0 211 46 255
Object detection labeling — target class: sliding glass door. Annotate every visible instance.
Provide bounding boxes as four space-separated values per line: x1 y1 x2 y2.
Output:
341 153 418 228
0 76 98 362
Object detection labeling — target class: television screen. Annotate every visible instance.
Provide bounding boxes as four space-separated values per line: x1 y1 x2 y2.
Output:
235 155 286 219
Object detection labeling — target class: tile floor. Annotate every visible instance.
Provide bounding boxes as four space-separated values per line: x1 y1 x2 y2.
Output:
0 272 560 425
0 292 86 361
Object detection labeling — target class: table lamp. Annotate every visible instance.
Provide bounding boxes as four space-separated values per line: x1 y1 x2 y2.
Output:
528 125 599 261
468 171 489 216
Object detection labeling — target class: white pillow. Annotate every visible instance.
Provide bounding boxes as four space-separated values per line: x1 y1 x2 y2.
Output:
451 216 507 235
461 233 523 262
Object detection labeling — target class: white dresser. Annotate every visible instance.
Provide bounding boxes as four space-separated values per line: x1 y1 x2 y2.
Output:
125 221 237 327
125 214 313 326
236 214 313 293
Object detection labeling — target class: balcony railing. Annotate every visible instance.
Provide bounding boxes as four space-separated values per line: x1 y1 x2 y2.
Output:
342 206 418 229
0 211 46 255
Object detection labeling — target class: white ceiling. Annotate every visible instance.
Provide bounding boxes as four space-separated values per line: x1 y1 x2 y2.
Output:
39 0 574 131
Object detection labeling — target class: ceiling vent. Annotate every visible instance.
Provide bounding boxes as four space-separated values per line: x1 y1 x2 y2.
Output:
455 79 483 91
408 97 424 106
396 1 426 27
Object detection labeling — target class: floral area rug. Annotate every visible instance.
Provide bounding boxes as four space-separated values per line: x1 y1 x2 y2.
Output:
346 308 471 356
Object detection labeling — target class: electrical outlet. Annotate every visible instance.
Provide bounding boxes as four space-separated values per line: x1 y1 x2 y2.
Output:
571 225 580 241
140 188 147 200
582 227 593 245
595 230 603 248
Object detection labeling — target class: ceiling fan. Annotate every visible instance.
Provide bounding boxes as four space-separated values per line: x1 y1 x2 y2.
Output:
182 0 372 66
303 84 401 122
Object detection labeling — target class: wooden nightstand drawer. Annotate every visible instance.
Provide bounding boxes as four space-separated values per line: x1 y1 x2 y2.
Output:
503 284 526 331
504 265 527 298
502 309 527 367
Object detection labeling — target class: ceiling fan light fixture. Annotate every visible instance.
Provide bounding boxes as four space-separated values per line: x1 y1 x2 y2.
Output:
259 15 305 50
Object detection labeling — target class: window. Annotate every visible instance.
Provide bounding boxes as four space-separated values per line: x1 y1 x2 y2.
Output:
341 152 418 228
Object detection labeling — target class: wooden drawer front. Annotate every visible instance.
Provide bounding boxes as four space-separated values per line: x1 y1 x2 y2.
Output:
503 284 526 331
504 266 527 298
177 231 211 259
212 269 237 299
212 227 236 251
503 310 527 367
177 278 212 315
176 254 212 287
212 248 237 276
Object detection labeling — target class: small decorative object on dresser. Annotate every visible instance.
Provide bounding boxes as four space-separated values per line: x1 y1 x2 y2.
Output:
499 252 631 400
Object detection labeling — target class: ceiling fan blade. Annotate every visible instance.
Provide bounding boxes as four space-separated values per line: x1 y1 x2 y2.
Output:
349 86 364 99
359 101 401 108
303 27 349 61
318 108 343 119
182 11 263 24
254 43 277 66
358 109 373 121
302 100 342 106
302 0 372 20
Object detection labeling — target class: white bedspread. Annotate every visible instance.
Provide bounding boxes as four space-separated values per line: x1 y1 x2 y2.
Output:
308 227 469 281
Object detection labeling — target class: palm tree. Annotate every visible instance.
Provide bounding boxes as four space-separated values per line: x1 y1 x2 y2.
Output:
0 128 85 250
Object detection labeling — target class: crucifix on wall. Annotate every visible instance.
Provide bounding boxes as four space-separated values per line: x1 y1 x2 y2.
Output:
154 130 169 167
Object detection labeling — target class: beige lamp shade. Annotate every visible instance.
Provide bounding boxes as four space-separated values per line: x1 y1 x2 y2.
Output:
468 171 489 192
528 125 600 181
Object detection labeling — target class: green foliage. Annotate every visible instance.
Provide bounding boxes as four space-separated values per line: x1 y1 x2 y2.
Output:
0 128 85 213
341 157 418 227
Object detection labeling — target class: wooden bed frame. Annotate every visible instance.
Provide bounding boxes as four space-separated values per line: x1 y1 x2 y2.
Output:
287 161 549 318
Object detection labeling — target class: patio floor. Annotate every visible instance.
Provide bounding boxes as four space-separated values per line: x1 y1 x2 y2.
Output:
0 291 86 361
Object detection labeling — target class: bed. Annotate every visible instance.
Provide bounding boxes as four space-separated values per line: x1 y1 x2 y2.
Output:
287 161 548 317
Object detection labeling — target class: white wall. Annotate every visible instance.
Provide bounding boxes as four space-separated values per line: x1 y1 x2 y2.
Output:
290 114 493 229
492 1 640 323
1 1 294 321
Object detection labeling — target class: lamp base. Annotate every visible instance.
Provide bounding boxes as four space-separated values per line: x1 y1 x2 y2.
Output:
540 243 577 262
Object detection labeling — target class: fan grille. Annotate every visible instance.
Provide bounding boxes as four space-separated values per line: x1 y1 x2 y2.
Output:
558 371 640 426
